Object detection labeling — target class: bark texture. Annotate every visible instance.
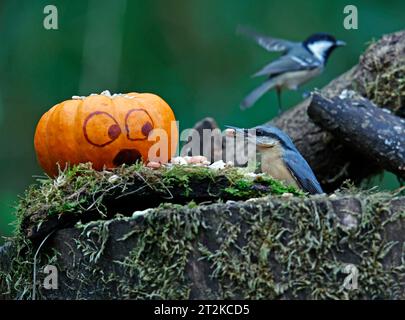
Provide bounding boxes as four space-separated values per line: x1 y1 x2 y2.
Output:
307 92 405 179
1 193 403 300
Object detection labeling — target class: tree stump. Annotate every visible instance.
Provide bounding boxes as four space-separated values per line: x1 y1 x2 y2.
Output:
1 191 404 300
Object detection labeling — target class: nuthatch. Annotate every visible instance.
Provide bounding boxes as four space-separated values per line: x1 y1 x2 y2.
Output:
225 125 323 194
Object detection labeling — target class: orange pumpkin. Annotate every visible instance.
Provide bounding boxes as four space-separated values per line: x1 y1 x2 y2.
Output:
34 91 178 176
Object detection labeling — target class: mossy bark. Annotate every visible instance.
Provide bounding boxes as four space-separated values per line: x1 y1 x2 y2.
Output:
308 92 405 179
2 192 404 300
19 165 301 242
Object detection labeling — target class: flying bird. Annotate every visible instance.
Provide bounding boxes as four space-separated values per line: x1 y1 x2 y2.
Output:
226 124 324 194
238 26 345 113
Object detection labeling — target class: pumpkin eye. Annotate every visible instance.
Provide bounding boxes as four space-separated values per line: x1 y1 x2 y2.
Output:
125 109 155 141
83 111 122 147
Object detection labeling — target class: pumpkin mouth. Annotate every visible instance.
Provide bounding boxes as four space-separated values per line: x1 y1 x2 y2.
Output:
113 149 142 166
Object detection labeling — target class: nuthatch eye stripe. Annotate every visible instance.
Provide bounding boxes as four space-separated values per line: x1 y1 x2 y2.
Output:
225 126 278 147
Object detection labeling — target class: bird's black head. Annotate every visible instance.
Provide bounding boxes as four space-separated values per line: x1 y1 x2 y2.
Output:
303 33 345 63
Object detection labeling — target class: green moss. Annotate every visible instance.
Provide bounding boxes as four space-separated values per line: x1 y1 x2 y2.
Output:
225 174 303 199
363 61 405 113
95 191 403 299
0 230 60 299
14 163 303 240
161 165 216 197
115 209 200 299
0 162 302 299
198 193 404 299
1 189 404 300
2 163 403 300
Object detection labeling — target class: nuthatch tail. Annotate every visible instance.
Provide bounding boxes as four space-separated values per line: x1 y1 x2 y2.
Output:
226 124 323 194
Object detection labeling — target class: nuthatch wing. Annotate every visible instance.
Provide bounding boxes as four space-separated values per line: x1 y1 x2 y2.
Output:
225 125 323 194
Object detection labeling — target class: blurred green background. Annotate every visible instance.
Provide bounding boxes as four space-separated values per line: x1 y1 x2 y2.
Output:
0 0 403 243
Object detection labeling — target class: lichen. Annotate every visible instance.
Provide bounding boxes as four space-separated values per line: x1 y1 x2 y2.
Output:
115 207 200 299
0 232 59 299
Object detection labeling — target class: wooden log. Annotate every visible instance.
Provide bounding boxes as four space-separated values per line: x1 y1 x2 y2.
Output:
2 192 404 299
307 92 405 179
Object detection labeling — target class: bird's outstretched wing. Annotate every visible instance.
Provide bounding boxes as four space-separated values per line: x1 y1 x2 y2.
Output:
283 149 323 194
253 54 320 77
237 26 295 53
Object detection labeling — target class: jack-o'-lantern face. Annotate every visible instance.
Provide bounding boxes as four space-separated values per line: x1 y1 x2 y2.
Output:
82 108 155 166
34 92 178 176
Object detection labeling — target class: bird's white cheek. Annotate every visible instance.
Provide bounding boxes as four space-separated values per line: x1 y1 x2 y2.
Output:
308 41 333 61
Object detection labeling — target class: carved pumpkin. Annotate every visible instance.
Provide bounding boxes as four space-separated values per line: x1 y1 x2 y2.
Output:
34 91 178 176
